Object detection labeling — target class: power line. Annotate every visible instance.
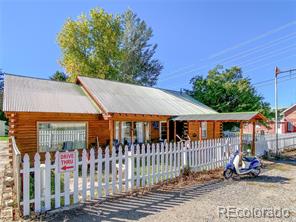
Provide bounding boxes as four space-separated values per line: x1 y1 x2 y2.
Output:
254 71 296 87
160 33 296 82
244 54 296 73
208 20 296 59
161 44 296 83
160 20 296 81
236 44 296 68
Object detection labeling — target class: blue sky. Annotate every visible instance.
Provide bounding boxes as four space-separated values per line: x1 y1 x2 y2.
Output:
1 0 295 108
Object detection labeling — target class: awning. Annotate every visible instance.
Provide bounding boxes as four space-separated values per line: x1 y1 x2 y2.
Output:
172 112 268 122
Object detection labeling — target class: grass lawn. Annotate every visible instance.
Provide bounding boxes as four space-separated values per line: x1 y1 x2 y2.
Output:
0 136 8 141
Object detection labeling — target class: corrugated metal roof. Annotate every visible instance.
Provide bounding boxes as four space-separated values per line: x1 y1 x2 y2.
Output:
172 112 265 121
78 76 217 116
3 74 101 114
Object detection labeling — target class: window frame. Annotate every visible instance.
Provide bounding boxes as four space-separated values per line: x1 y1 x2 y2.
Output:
201 121 207 139
288 122 294 132
37 121 88 153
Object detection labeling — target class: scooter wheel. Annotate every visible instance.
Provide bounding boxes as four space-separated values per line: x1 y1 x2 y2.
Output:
251 167 261 177
223 169 233 179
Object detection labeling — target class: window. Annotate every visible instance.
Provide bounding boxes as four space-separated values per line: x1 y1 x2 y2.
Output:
114 121 120 144
121 122 132 145
134 122 144 143
115 121 150 145
288 122 294 132
201 122 207 139
134 122 150 144
160 121 167 141
38 122 87 152
144 122 150 143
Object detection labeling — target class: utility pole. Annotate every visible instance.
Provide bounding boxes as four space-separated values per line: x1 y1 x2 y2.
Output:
274 67 296 157
274 67 280 157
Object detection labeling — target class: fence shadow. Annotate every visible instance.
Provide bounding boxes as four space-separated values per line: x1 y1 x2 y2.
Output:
45 180 227 222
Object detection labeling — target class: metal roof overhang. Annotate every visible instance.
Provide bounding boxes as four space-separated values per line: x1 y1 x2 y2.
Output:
171 112 268 122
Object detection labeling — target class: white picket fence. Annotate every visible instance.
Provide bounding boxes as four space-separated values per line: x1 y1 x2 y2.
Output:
39 129 86 152
256 132 296 155
20 137 240 216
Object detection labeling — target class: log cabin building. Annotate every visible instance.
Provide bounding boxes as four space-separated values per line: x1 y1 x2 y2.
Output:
4 74 266 159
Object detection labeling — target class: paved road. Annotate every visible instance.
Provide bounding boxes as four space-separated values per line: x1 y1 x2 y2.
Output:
46 155 296 222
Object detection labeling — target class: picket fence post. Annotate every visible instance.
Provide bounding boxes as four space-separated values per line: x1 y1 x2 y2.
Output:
54 151 60 208
147 144 151 186
136 145 140 189
105 147 110 197
161 143 164 181
82 149 87 201
151 144 155 185
34 153 41 213
44 152 51 211
183 142 187 169
73 150 79 203
141 144 146 187
90 148 95 199
23 154 30 216
156 143 160 183
118 146 123 193
125 146 129 192
97 148 103 198
130 145 135 190
112 147 116 195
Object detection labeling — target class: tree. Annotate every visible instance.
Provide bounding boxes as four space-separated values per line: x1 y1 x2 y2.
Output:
189 66 271 130
120 9 163 86
50 71 68 81
57 8 122 82
57 8 162 86
0 70 7 122
0 70 4 91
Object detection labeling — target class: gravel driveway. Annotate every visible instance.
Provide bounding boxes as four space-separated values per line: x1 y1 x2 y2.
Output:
43 153 296 222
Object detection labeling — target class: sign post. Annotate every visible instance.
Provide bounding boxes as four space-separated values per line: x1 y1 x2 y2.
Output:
59 151 76 173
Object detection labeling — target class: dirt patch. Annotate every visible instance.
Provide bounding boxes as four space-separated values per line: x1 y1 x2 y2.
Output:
157 168 224 191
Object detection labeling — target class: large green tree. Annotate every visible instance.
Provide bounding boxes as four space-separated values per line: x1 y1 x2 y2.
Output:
189 66 272 126
57 8 122 82
120 10 163 86
57 8 162 86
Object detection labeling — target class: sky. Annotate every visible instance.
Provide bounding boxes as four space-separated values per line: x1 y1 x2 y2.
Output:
0 0 296 108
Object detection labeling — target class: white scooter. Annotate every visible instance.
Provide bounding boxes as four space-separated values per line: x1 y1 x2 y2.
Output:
224 150 261 179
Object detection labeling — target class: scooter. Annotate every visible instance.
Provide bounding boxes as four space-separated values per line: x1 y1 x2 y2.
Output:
223 150 261 179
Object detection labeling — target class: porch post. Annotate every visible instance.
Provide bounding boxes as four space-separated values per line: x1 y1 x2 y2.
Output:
166 119 170 142
131 121 134 144
239 121 243 152
174 121 176 142
199 121 202 142
119 121 122 144
213 121 216 139
109 119 113 150
251 121 256 155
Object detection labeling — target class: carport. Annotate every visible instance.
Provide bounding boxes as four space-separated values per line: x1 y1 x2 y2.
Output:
172 112 268 155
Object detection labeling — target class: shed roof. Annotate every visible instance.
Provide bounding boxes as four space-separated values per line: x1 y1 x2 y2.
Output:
77 76 217 116
3 74 100 114
172 112 267 122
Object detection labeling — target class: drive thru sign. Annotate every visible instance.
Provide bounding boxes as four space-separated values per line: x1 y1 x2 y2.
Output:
59 151 76 172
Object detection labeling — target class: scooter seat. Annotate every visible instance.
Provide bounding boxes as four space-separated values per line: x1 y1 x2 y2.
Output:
242 156 257 162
